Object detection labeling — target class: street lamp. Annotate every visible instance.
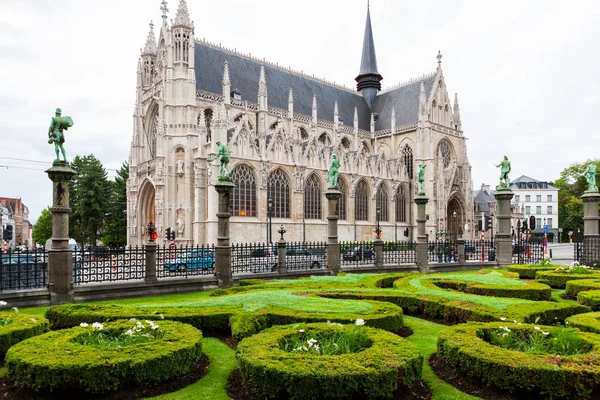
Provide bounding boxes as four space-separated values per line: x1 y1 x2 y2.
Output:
375 207 382 239
453 211 457 242
268 197 273 244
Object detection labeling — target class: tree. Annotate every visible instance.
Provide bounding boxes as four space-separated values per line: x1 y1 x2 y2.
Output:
32 207 52 246
69 155 110 246
102 161 129 247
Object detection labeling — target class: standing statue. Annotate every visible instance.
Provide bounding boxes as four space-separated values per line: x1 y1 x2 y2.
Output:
584 164 598 192
47 108 74 163
207 141 231 180
417 164 426 195
494 156 511 190
176 159 184 175
176 216 185 236
327 154 340 188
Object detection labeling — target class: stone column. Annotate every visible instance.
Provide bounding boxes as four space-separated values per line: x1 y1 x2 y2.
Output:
415 195 429 273
374 238 383 269
45 161 76 305
457 238 466 265
277 226 287 274
494 189 514 268
214 180 235 288
325 188 342 275
581 191 600 264
145 241 158 284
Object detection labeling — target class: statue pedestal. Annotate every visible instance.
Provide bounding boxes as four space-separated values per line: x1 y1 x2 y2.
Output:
582 192 600 264
45 161 76 305
415 195 429 273
494 189 514 268
214 179 235 288
325 187 342 275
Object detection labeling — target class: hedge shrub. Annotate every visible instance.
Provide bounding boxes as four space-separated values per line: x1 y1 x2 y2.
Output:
0 312 49 356
431 278 552 301
566 279 600 298
506 264 556 279
535 270 600 288
6 320 203 394
578 290 600 311
237 322 423 399
437 322 600 399
566 312 600 334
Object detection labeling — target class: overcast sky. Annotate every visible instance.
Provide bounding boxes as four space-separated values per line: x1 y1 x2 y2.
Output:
1 0 599 223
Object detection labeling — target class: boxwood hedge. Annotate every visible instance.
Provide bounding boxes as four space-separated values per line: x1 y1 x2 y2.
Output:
236 322 423 399
437 322 600 399
0 312 49 356
566 312 600 334
6 320 203 394
535 270 600 288
566 279 600 298
506 264 556 279
578 290 600 311
431 278 552 301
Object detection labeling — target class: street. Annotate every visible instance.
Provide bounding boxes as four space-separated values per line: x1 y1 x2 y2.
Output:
547 243 575 266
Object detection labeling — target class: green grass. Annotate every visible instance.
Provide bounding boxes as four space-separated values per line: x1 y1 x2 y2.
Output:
147 338 237 400
403 316 481 400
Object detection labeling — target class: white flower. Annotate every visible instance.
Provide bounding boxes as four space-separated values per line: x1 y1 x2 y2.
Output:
125 329 134 336
355 318 365 326
79 322 89 327
534 326 541 331
302 346 308 351
513 320 518 323
12 307 18 314
0 301 7 306
159 314 165 320
151 324 159 330
30 318 36 323
299 329 305 333
307 338 318 347
500 317 506 321
92 322 104 330
542 331 550 336
314 345 320 352
129 318 137 322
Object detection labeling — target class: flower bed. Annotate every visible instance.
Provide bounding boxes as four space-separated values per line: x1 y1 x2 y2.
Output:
578 290 600 311
236 322 423 399
566 312 600 334
566 279 600 298
0 312 49 356
506 264 557 279
535 269 600 289
6 319 203 394
437 322 600 399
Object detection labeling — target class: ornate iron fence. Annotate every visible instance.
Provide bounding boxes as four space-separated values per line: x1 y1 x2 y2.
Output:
285 242 327 271
465 240 496 262
0 248 48 292
576 236 600 267
340 241 376 267
72 247 145 285
156 244 215 279
231 242 275 274
511 238 545 265
428 241 458 263
382 241 416 264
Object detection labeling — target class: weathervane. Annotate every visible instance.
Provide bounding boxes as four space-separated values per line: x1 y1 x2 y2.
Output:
160 0 169 19
437 50 443 65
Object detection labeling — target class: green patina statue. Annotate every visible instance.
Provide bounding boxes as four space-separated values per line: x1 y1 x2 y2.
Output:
47 108 74 163
207 141 231 180
417 164 426 195
327 153 340 188
584 164 598 192
494 155 511 190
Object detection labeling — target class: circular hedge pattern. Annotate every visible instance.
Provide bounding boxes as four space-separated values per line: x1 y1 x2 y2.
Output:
567 279 600 298
535 270 600 288
506 264 556 279
6 320 203 394
431 278 552 301
437 322 600 399
0 312 49 356
579 290 600 311
566 312 600 334
236 322 423 399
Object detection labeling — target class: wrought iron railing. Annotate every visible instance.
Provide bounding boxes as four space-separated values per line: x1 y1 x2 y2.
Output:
0 248 48 292
72 247 145 285
340 241 376 267
156 244 215 278
382 241 416 264
285 242 327 271
428 241 458 263
465 240 496 262
511 238 545 265
231 242 276 274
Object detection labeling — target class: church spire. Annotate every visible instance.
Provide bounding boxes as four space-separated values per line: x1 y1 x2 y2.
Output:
418 80 427 122
160 0 169 24
258 65 268 110
222 61 231 103
173 0 193 28
142 21 157 55
453 92 462 130
355 5 382 108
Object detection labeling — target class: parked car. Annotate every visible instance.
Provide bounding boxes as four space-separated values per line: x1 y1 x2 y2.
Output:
342 246 375 261
163 249 215 271
512 242 524 254
464 244 476 253
250 245 325 272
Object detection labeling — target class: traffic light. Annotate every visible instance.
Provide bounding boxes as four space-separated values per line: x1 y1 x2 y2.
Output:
529 216 536 231
165 227 172 241
522 220 528 233
477 219 483 231
484 216 492 231
5 225 13 241
170 229 176 241
403 228 409 237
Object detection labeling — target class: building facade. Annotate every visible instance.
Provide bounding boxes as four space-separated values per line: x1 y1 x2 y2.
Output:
473 184 525 241
127 1 475 246
510 175 559 242
0 197 31 249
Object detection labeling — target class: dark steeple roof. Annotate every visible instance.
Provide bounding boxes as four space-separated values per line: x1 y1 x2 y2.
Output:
357 7 380 78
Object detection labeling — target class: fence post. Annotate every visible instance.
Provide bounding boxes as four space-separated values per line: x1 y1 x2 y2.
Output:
582 192 600 264
457 238 466 265
494 189 514 268
375 239 383 269
45 162 76 305
325 187 342 275
145 243 157 283
277 226 287 274
415 194 429 273
214 180 235 288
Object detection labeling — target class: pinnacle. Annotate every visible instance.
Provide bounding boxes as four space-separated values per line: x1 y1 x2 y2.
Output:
222 61 230 86
142 21 157 55
173 0 193 27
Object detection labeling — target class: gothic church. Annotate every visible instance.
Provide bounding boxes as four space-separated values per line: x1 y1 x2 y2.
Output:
127 0 475 245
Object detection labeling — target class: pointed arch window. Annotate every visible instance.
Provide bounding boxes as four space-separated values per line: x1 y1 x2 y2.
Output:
304 174 322 220
437 141 451 168
146 105 158 159
336 178 347 220
402 145 413 179
396 185 407 223
229 164 257 217
376 185 389 222
355 180 369 221
267 169 290 218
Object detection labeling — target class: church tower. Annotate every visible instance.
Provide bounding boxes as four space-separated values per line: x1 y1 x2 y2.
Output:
355 6 383 108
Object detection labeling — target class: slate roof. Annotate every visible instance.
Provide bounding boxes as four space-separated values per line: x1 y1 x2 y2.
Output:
473 189 496 212
357 8 380 77
194 41 434 131
510 175 558 190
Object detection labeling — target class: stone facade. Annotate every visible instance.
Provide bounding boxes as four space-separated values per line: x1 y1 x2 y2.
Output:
127 1 475 246
0 197 31 249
